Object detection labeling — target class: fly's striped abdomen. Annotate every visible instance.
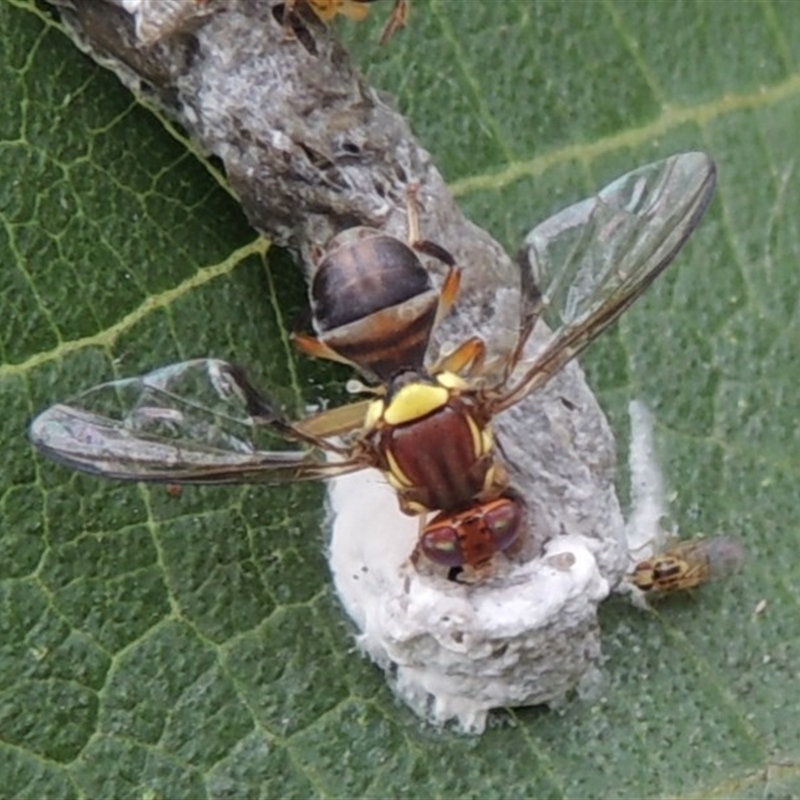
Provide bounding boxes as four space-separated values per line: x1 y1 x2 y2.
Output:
312 232 431 329
309 228 441 380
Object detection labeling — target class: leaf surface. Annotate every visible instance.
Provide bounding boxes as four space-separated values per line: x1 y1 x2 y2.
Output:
3 1 799 797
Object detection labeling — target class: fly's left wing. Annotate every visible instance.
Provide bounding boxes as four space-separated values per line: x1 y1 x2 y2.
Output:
29 358 370 484
495 152 717 412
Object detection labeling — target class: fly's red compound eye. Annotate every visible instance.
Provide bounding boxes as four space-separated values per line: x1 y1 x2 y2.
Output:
420 523 464 567
484 497 522 553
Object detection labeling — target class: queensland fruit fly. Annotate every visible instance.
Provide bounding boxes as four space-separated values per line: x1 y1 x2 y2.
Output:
275 0 408 51
631 536 745 597
29 152 717 576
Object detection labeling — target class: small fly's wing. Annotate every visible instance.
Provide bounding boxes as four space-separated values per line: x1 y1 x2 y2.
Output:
29 358 368 484
495 152 717 411
669 535 746 580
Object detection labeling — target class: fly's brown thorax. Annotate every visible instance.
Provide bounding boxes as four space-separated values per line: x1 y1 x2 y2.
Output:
364 374 499 515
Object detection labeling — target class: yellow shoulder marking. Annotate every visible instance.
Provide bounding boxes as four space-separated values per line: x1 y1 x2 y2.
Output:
436 371 468 391
383 383 449 426
364 398 386 431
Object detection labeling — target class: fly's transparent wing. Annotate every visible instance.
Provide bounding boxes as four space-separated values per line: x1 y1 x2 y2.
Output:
495 152 717 411
664 536 745 580
29 358 369 484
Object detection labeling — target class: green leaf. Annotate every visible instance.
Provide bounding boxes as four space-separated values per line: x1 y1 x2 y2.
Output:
3 0 799 797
